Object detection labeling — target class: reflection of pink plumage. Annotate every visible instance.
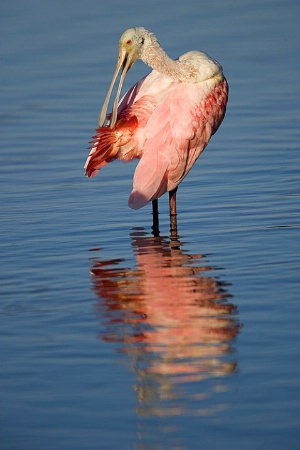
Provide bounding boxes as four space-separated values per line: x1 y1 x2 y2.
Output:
84 27 228 235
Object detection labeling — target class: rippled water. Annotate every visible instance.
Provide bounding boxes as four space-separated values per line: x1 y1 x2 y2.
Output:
91 231 240 416
1 1 300 449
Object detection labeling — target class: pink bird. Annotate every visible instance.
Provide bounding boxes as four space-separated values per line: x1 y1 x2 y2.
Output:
84 27 228 236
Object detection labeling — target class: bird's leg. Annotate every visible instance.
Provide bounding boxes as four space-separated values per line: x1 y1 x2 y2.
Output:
169 187 178 238
152 199 160 236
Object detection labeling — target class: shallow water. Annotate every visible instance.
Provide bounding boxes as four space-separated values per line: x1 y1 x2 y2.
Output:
1 1 300 449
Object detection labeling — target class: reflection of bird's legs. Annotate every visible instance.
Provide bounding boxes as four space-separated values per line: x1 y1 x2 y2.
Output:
152 199 160 236
169 187 178 237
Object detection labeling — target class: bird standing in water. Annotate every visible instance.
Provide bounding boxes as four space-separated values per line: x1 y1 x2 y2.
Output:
84 27 228 236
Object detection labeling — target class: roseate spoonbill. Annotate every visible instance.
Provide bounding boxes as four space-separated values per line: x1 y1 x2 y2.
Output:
84 27 228 236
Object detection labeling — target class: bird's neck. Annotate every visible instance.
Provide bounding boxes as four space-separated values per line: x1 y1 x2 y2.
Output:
141 35 198 82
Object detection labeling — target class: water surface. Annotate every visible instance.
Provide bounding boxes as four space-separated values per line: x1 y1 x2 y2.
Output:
1 1 300 449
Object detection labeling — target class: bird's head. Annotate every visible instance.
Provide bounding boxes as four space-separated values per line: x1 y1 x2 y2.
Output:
98 28 146 128
118 28 145 69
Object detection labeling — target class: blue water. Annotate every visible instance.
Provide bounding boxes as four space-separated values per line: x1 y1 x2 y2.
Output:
1 1 300 449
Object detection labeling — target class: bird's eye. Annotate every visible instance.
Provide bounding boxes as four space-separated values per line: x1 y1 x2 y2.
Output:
126 39 132 45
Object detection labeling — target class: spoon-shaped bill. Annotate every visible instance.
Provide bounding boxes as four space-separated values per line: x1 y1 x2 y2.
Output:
98 48 135 129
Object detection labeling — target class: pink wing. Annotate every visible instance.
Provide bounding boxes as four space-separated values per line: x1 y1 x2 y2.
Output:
85 70 228 210
84 72 172 178
128 78 228 209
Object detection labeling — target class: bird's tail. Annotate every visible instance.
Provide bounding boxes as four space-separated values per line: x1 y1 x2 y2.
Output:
84 116 138 178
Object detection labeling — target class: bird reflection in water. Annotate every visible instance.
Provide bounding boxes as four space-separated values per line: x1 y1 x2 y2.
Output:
89 229 240 417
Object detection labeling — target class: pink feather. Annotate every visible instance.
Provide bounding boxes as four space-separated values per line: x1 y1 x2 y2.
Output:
84 30 228 213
